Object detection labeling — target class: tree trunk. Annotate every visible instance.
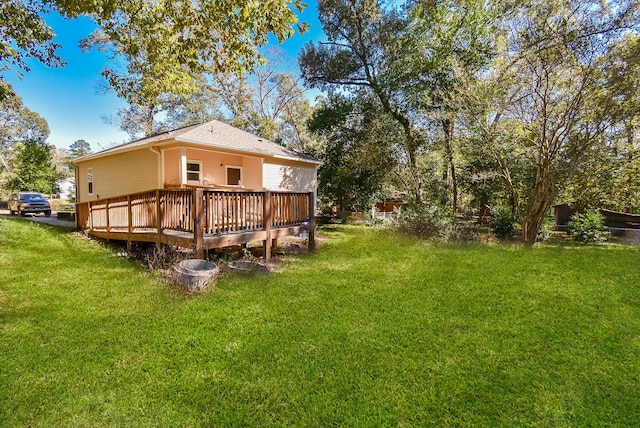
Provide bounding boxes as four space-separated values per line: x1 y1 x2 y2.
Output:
521 167 554 246
442 118 457 213
624 122 634 213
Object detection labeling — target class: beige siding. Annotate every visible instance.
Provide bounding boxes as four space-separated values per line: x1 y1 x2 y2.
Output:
76 149 159 202
263 161 317 192
163 147 262 189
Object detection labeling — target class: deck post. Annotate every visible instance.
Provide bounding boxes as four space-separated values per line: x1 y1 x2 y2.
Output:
89 201 94 230
193 188 204 258
263 190 272 259
308 191 316 252
155 190 162 247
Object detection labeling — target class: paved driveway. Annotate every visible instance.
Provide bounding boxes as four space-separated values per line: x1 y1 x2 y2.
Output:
0 209 76 228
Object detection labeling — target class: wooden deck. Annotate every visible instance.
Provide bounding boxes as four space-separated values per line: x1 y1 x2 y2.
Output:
76 188 316 259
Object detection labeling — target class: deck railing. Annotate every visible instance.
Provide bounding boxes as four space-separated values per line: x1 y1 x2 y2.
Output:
203 190 265 234
76 188 315 257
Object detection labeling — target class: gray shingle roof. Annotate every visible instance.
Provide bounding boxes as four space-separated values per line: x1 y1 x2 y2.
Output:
73 120 321 165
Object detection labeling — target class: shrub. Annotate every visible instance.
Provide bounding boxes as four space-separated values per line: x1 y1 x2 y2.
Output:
393 204 453 240
567 211 608 244
536 217 554 243
490 206 516 238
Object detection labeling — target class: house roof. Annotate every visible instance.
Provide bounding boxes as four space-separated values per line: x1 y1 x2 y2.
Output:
72 120 322 165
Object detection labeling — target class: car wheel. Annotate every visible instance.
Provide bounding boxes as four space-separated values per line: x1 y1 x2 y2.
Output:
44 210 51 217
19 209 26 217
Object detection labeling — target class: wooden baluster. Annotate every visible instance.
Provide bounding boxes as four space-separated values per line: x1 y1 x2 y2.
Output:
263 190 272 259
193 188 204 259
127 194 132 240
156 190 162 245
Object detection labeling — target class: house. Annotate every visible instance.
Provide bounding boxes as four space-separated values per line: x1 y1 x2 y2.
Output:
72 120 321 202
56 177 75 201
71 120 321 258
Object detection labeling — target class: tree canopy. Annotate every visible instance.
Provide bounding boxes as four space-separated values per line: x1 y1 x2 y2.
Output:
300 0 640 244
0 94 61 196
300 0 495 204
1 0 307 102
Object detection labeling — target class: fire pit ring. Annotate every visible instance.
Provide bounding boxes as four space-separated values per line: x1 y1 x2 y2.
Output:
173 259 219 291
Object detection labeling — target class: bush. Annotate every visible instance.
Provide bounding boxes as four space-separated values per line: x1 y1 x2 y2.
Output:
567 211 608 244
393 204 453 240
490 206 516 238
536 217 554 243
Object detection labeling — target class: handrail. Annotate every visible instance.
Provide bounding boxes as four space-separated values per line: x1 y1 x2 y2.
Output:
76 188 312 235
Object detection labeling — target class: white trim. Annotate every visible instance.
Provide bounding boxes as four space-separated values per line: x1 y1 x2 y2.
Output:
271 153 323 165
160 148 165 187
180 148 187 185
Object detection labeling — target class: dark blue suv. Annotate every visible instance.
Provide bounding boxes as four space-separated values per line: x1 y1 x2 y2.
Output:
9 192 52 217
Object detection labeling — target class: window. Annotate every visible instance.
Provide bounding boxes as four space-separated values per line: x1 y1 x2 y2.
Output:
226 167 242 186
87 168 94 195
186 161 201 183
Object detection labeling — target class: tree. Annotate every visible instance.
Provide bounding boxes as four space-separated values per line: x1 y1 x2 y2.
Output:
300 0 494 206
222 51 318 151
163 75 226 131
0 94 50 146
308 95 397 210
560 34 640 213
598 34 640 212
68 139 91 158
157 51 318 152
0 0 62 100
78 0 308 138
6 140 63 194
389 0 495 211
465 0 640 244
0 94 50 198
277 87 319 153
2 0 307 104
300 0 427 201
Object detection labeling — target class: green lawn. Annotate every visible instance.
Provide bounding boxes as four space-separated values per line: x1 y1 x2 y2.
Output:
1 218 639 426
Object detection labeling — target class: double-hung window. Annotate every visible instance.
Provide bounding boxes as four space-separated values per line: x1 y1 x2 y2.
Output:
186 161 202 184
87 168 94 195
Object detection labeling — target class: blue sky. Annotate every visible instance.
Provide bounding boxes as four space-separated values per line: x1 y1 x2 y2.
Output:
5 2 323 152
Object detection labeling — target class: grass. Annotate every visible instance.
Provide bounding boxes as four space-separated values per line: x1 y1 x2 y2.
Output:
1 218 640 426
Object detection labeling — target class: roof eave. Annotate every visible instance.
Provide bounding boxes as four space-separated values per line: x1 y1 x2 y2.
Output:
70 142 155 165
70 134 323 166
175 136 322 166
271 154 323 166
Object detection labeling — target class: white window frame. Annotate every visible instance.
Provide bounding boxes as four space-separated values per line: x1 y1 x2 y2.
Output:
87 168 94 195
225 166 243 186
186 160 202 185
